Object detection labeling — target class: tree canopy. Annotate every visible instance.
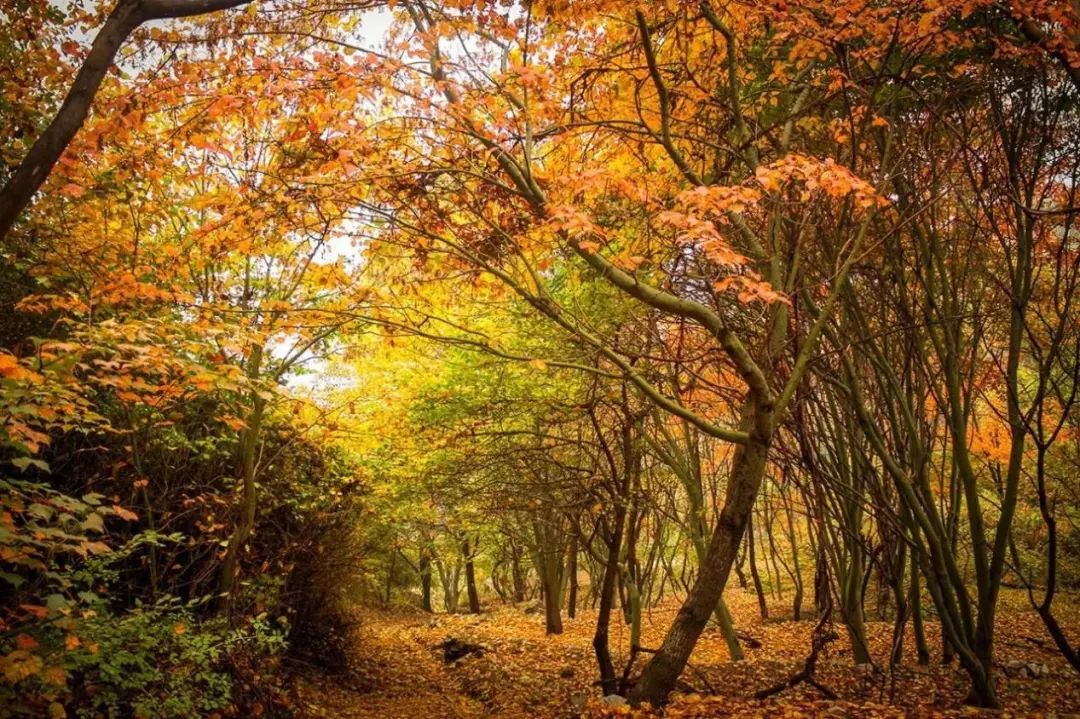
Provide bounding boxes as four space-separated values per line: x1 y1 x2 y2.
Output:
3 1 1080 717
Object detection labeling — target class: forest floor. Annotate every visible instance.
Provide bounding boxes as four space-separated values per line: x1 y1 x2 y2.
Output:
291 588 1080 718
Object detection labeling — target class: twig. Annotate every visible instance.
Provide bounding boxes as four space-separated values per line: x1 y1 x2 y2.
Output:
754 595 838 700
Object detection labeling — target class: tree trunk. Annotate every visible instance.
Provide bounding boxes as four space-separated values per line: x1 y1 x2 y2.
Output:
627 575 642 652
511 542 526 604
593 512 625 695
490 560 508 603
543 572 563 634
734 542 749 589
714 595 743 661
785 496 804 621
463 537 481 614
420 551 433 613
747 513 769 620
629 421 771 707
942 621 955 664
567 537 578 619
438 559 461 613
385 551 396 605
890 586 907 668
690 532 743 662
218 381 266 611
1026 447 1080 674
961 639 999 709
910 551 930 664
596 410 644 694
841 555 872 665
764 496 784 602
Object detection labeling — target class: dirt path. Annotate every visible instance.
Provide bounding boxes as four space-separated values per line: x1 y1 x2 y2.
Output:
293 615 487 719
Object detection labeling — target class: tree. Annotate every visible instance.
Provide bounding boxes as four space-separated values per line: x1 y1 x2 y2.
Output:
357 2 887 705
0 0 254 240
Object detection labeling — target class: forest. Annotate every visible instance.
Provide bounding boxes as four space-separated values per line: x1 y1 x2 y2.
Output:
2 0 1080 717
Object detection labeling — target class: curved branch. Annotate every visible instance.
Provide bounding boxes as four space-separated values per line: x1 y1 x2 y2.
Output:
0 0 252 240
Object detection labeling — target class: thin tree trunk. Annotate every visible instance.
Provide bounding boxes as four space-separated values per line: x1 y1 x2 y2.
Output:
1026 447 1080 673
747 513 769 620
734 541 749 589
629 421 771 707
841 550 872 665
420 551 433 613
690 533 743 661
510 542 526 604
463 537 481 614
764 496 784 602
218 381 266 611
385 551 396 605
910 548 930 664
593 528 623 694
785 494 804 620
714 595 743 661
567 536 579 619
890 565 909 668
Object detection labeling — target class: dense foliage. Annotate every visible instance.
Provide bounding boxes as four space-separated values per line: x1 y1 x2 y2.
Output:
2 0 1080 716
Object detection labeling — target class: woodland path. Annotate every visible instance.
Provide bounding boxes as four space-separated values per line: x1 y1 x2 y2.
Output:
294 615 488 718
292 589 1080 718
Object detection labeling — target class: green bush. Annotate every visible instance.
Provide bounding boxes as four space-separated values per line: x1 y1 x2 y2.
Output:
0 477 287 718
1 597 286 719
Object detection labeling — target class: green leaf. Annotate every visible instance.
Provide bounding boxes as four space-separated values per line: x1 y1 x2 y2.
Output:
46 593 69 613
0 571 25 588
11 457 50 473
28 503 55 521
81 512 105 533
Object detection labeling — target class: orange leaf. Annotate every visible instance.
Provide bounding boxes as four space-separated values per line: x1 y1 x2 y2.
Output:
112 505 138 522
20 604 48 619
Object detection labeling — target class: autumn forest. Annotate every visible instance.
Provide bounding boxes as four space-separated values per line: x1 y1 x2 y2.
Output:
3 0 1080 717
